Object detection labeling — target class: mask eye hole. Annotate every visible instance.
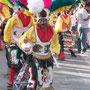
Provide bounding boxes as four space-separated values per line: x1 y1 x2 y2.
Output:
22 32 25 35
13 31 17 35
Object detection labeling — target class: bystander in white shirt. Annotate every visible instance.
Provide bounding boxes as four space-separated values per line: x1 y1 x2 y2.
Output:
78 8 89 28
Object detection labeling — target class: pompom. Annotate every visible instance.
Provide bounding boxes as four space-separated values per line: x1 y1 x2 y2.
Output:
43 0 52 9
27 0 44 14
17 0 28 6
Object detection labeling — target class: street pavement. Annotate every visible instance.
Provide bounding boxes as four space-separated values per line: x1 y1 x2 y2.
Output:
0 45 90 90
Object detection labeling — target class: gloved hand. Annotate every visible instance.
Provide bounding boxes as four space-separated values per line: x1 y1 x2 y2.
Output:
21 42 32 53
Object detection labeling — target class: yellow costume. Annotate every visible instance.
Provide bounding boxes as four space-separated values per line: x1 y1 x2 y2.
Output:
0 2 10 23
16 6 60 90
4 14 36 43
49 13 54 26
0 0 13 7
55 13 76 60
55 14 72 48
55 15 72 33
24 9 33 16
18 25 60 90
0 2 10 45
0 6 10 20
19 26 60 56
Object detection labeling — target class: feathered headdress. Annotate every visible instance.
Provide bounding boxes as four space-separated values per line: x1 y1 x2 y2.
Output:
0 0 13 7
17 0 28 7
49 0 76 12
43 0 52 9
37 8 50 20
7 0 15 6
27 0 77 21
27 0 77 14
7 0 28 10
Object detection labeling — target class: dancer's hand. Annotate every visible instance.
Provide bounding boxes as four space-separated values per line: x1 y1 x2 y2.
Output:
52 53 57 57
7 42 10 48
24 37 28 43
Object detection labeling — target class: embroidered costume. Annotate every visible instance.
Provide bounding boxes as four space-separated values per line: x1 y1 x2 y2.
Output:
4 0 36 88
55 8 76 59
15 25 60 90
0 2 10 49
15 8 60 90
0 27 2 50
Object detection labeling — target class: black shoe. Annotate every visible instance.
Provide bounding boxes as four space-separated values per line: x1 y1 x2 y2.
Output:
78 51 81 54
71 53 76 57
69 50 76 57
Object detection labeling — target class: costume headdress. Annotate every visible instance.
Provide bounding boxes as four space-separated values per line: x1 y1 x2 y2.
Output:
27 0 77 20
0 0 13 7
27 0 77 14
49 0 76 13
37 8 50 21
27 0 52 14
7 0 28 10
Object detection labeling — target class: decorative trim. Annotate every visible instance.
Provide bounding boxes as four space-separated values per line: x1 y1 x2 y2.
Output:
36 86 54 90
33 52 52 59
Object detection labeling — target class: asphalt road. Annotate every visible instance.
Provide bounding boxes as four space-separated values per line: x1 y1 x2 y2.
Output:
0 45 90 90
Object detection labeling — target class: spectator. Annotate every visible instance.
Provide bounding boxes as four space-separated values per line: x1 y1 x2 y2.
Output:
77 2 90 53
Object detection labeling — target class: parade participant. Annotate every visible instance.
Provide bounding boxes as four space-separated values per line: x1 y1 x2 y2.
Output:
0 25 2 50
55 7 76 60
16 9 60 90
0 14 2 50
0 2 10 21
0 2 11 44
4 0 36 88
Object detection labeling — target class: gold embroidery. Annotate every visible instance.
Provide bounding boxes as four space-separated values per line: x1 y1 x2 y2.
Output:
45 45 50 53
33 52 52 59
36 86 54 90
33 44 43 52
62 33 71 36
23 73 29 78
63 39 72 42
